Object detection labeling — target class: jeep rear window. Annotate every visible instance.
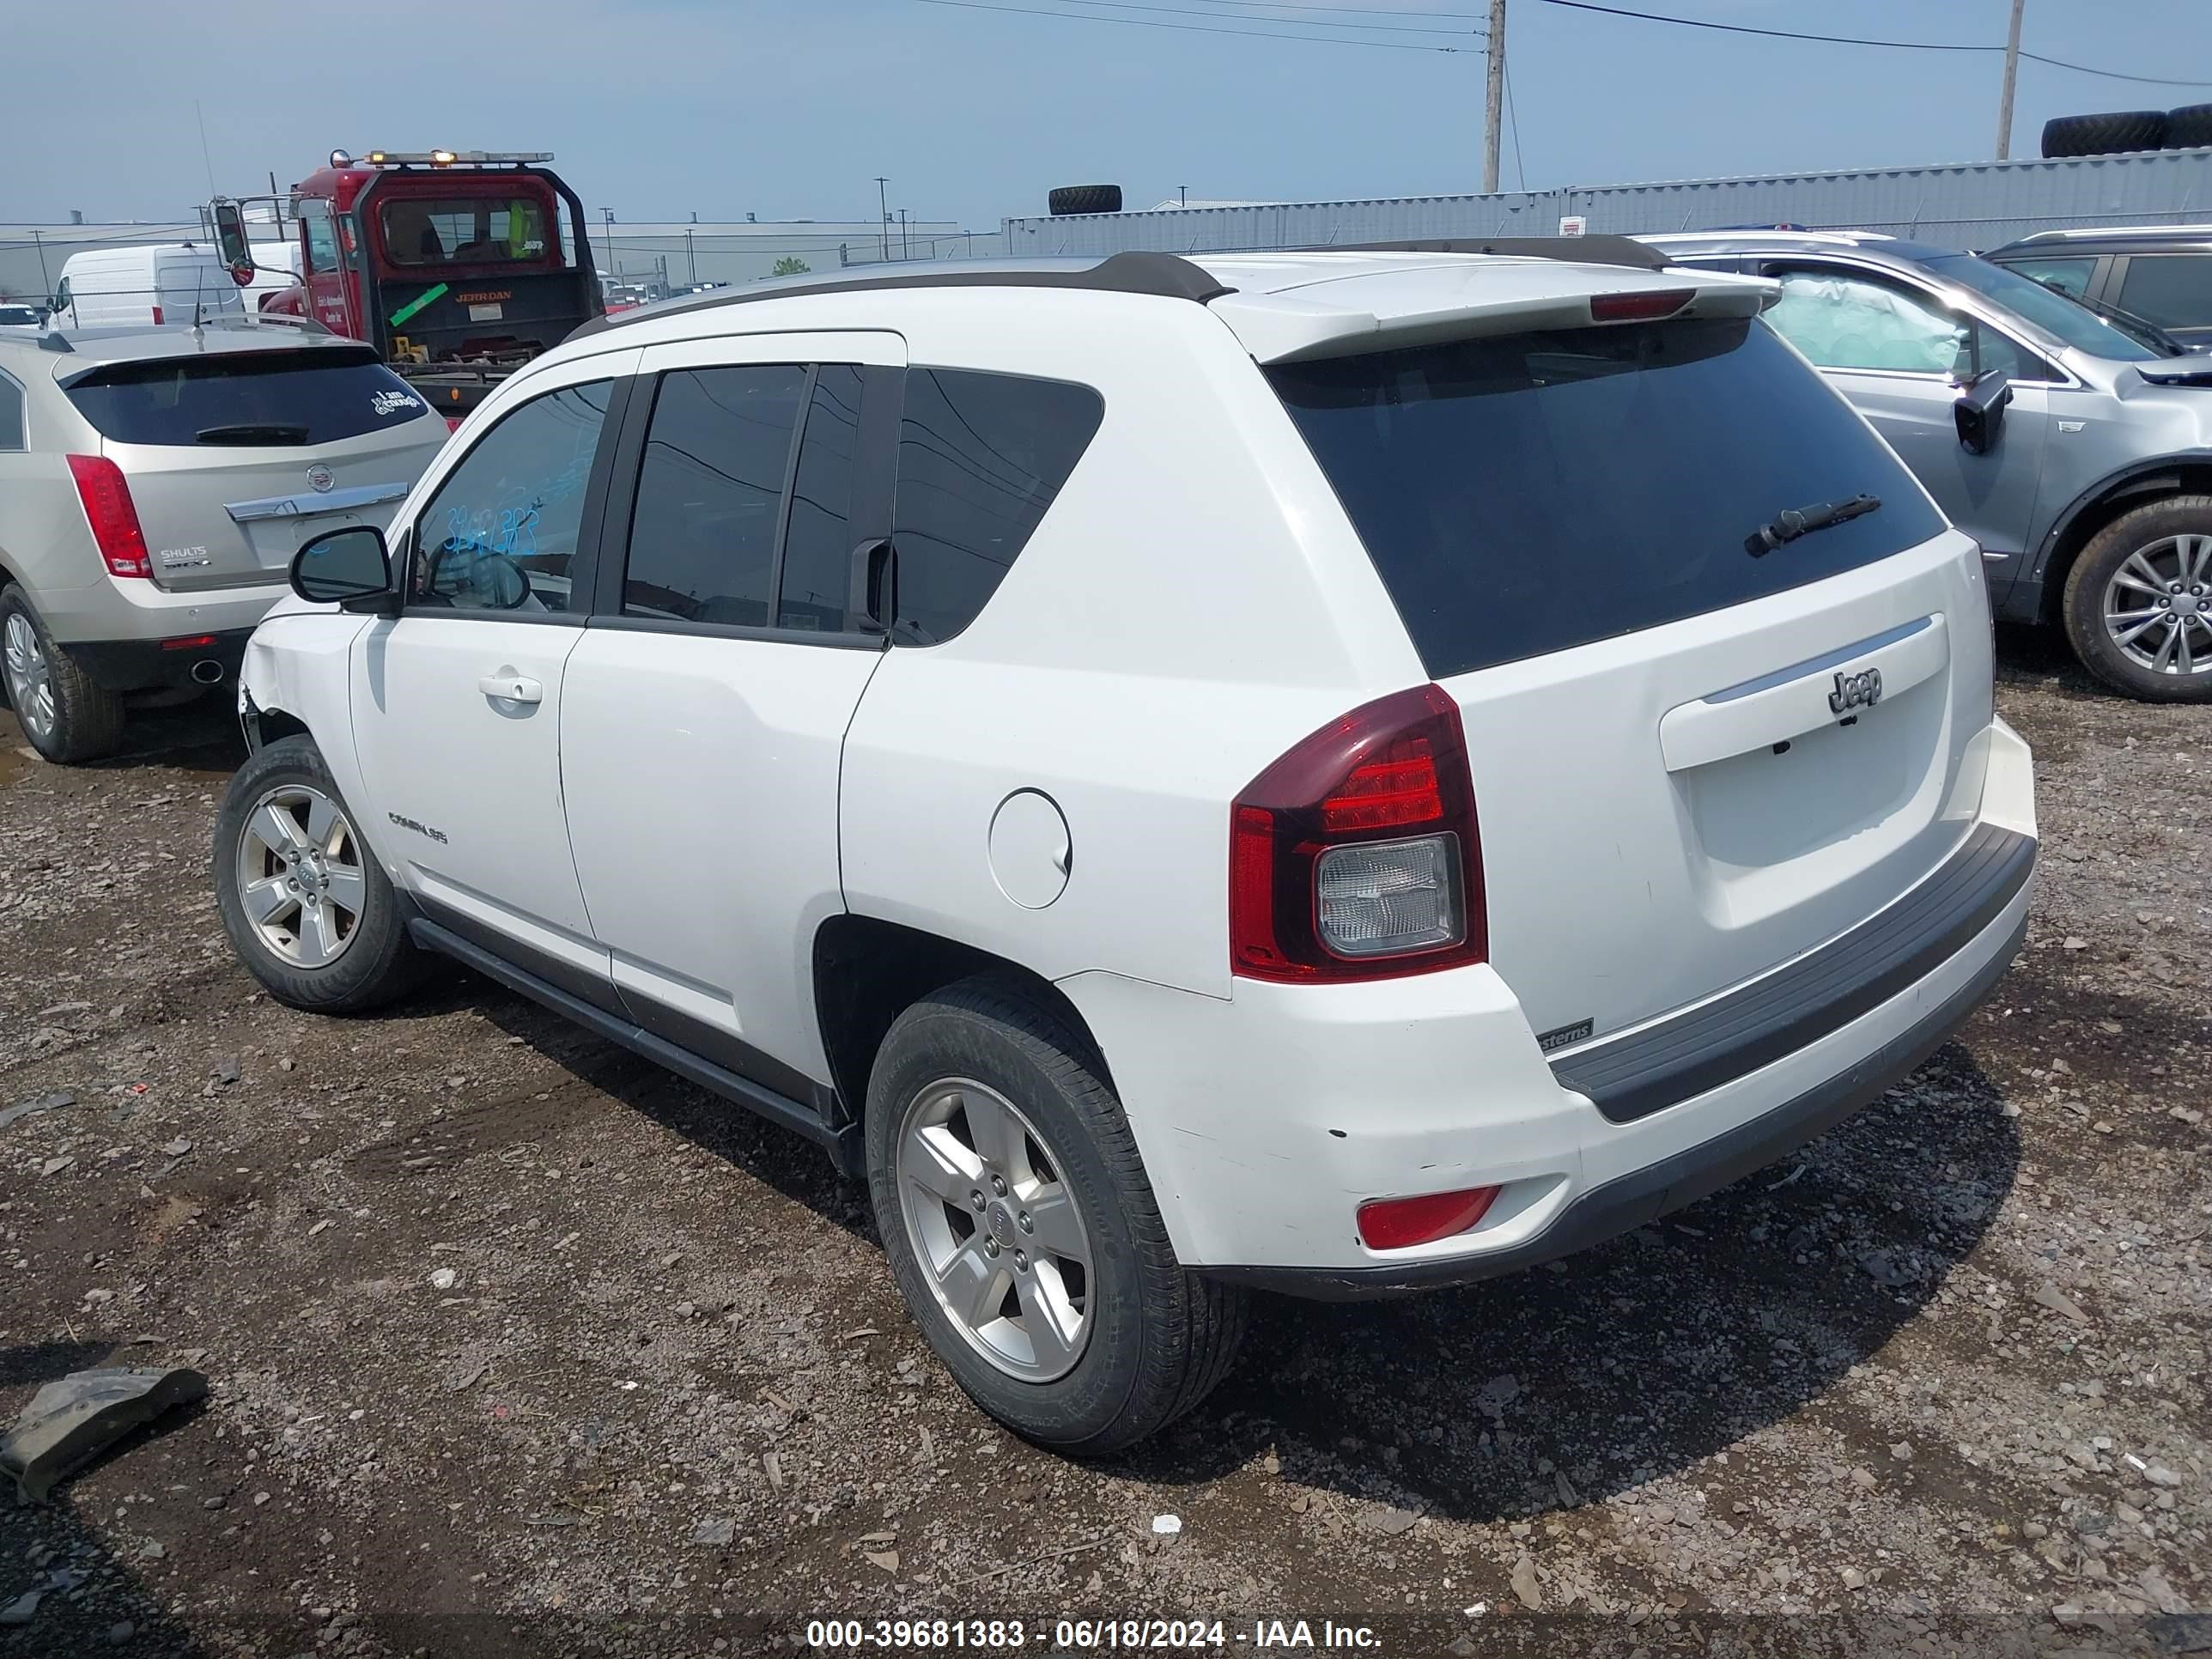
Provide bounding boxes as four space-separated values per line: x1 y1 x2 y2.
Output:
64 349 437 447
1269 318 1944 678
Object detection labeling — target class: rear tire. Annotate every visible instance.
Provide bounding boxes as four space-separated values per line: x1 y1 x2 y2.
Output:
0 586 125 764
866 976 1246 1454
2061 495 2212 702
213 734 425 1012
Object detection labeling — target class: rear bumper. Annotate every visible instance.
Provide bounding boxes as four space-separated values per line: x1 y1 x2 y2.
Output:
1206 902 2025 1300
1060 719 2037 1291
65 628 256 692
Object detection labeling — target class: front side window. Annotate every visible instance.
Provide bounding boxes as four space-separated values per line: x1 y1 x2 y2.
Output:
2002 255 2095 299
1765 271 1968 374
381 197 550 267
890 368 1102 645
1923 252 2159 361
779 365 864 632
2117 254 2212 329
412 380 611 614
300 201 337 275
623 365 808 626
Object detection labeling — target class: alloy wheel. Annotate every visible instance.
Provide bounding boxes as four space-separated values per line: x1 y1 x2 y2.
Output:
895 1077 1094 1382
2103 534 2212 678
234 783 368 969
2 613 56 744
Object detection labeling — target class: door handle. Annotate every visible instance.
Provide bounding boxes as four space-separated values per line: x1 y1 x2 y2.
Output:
478 672 543 705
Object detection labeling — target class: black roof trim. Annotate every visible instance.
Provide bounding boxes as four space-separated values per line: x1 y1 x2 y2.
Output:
1323 235 1671 271
568 250 1235 342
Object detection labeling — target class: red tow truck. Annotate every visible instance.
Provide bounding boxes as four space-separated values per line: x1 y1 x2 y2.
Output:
213 149 603 421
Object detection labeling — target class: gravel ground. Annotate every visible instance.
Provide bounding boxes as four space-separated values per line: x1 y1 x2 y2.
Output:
0 628 2204 1659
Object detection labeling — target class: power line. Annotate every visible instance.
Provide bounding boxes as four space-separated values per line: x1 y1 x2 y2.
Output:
1183 0 1485 17
1536 0 2212 88
1058 0 1480 37
910 0 1469 49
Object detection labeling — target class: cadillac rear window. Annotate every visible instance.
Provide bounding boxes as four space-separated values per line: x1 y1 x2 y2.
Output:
1270 318 1945 678
65 350 436 447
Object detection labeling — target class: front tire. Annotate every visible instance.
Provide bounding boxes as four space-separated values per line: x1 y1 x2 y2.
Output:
2062 497 2212 702
1 586 125 764
866 977 1246 1455
213 734 424 1012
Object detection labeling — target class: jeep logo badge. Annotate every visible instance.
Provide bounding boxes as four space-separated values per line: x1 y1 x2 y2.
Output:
1829 667 1883 716
306 465 335 493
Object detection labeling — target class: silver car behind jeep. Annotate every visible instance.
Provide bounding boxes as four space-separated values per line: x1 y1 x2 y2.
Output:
0 319 448 762
1646 230 2212 702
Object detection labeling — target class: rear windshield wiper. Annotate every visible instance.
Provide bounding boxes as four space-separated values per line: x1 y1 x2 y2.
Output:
1745 494 1881 556
195 422 310 446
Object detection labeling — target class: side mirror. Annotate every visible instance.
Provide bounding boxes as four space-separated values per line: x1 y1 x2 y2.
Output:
211 199 254 287
1954 370 2013 455
290 526 395 611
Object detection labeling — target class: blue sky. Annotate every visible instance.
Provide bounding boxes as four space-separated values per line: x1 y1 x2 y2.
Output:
5 0 2209 227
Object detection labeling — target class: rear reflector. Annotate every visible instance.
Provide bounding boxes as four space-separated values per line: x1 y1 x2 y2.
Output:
444 416 463 433
1357 1186 1501 1251
160 634 218 651
65 454 152 579
1589 289 1692 323
151 305 164 325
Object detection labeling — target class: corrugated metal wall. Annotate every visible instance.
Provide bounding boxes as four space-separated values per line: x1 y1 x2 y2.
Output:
1000 147 2212 259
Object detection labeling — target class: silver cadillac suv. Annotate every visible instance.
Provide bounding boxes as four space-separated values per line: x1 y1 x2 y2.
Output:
0 319 447 761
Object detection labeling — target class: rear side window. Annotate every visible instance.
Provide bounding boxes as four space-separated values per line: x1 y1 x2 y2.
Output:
0 373 22 451
2117 254 2212 329
623 365 809 626
890 368 1102 644
1271 319 1944 679
64 350 434 447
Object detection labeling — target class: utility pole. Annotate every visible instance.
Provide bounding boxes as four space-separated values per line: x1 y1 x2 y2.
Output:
1996 0 2026 161
1482 0 1507 194
874 177 890 260
601 208 617 283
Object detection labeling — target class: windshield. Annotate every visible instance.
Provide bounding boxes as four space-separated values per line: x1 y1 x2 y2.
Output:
0 307 40 326
1271 319 1943 678
380 196 550 267
1925 253 2160 361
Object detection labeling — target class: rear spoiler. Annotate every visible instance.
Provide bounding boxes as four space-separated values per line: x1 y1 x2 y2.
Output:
1213 264 1776 366
1314 234 1671 272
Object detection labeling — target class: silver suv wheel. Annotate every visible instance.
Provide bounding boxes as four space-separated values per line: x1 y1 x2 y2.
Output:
2104 533 2212 678
234 783 368 969
895 1077 1094 1382
2 612 56 743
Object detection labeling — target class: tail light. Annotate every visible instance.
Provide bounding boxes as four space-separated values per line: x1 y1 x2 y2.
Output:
66 455 152 579
151 305 164 325
1358 1185 1501 1251
445 416 463 433
1231 684 1486 982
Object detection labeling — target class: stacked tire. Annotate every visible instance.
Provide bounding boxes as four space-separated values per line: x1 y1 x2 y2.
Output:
2042 105 2212 158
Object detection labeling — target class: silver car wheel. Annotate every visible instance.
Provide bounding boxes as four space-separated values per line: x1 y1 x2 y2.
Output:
2 612 57 743
234 783 367 969
895 1077 1094 1383
2105 533 2212 678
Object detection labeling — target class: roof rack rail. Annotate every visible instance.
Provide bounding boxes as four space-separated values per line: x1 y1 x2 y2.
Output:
1319 235 1671 271
568 250 1236 341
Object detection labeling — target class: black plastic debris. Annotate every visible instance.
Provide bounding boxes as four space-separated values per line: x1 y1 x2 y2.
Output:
1 1366 209 1502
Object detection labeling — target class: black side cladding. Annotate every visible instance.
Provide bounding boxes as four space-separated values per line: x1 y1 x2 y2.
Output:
567 252 1234 342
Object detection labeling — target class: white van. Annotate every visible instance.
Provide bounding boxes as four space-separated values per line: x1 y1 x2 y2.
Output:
50 244 246 330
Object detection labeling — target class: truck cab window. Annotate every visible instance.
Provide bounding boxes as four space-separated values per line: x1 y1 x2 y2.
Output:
382 198 549 267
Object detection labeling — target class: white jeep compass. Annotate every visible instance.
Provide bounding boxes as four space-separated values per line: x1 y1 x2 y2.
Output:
213 242 2038 1453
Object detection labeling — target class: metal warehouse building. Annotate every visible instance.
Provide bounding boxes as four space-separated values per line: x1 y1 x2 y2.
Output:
995 147 2212 259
